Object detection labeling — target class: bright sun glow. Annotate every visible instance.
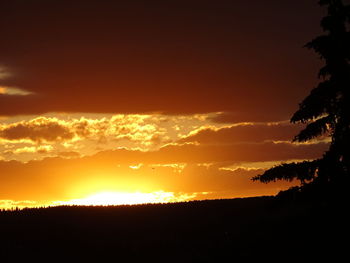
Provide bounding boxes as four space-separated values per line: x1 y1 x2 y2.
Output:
54 191 184 206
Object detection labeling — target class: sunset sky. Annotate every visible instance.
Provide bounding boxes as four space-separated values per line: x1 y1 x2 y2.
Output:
0 0 330 208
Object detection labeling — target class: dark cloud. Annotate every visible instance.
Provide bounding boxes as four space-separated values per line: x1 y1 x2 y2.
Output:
83 141 328 165
180 122 304 144
153 142 328 163
0 118 74 143
209 112 293 124
0 0 323 118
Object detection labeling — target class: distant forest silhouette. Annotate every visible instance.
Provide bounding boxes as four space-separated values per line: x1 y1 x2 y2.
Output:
0 197 348 262
253 0 350 200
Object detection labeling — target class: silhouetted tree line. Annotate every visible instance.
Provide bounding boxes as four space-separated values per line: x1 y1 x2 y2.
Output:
0 197 347 262
253 0 350 199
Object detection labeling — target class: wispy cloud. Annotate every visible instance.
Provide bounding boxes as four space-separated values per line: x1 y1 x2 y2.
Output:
0 86 34 96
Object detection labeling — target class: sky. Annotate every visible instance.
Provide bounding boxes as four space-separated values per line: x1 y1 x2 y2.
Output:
0 0 330 208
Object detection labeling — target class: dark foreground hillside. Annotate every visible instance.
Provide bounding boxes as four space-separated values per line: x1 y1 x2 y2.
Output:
0 196 348 262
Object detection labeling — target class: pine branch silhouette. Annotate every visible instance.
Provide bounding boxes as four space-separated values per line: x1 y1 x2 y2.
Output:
253 0 350 198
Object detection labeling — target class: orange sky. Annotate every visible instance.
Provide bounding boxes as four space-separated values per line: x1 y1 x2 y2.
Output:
0 0 329 208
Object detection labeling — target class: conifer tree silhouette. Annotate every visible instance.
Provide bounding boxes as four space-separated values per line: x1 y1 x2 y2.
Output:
253 0 350 197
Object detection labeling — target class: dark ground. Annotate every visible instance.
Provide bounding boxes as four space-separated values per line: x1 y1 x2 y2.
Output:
0 196 348 262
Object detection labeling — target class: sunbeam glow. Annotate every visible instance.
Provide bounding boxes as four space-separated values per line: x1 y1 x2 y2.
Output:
54 191 184 206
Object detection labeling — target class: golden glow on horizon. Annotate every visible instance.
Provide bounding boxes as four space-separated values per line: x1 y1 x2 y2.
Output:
0 112 324 206
53 191 183 206
0 191 199 210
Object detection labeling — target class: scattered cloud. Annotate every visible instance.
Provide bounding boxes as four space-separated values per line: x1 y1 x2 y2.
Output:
5 145 53 155
0 113 216 162
149 163 187 173
0 115 182 145
0 117 75 143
